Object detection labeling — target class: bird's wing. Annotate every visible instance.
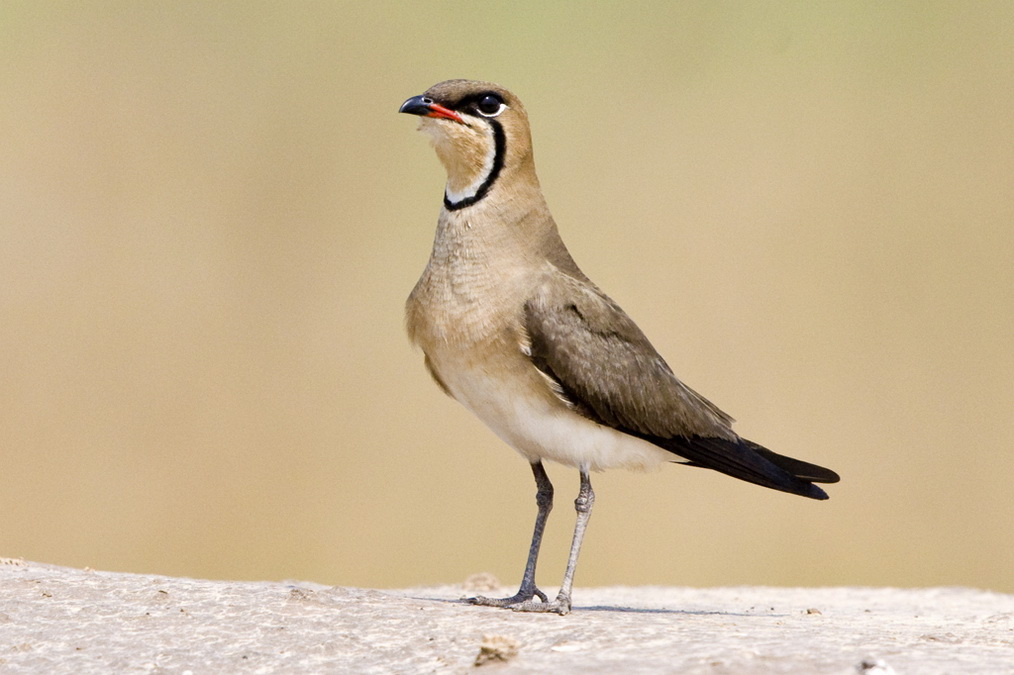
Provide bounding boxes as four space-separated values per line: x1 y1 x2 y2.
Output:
523 274 734 440
524 274 836 499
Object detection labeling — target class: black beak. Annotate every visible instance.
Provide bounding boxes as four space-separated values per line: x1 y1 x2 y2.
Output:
399 94 463 122
399 95 432 116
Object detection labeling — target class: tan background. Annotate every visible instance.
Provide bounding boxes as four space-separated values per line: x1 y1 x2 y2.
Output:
2 3 1012 592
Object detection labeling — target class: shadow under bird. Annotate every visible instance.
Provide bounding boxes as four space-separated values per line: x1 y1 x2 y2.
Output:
399 79 840 615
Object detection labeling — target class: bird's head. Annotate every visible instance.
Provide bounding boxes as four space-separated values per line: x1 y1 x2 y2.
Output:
399 79 536 211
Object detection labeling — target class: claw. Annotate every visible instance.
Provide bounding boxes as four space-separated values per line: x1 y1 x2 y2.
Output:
467 585 544 608
468 589 571 615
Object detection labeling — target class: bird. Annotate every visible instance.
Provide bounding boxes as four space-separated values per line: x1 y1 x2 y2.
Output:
398 79 839 615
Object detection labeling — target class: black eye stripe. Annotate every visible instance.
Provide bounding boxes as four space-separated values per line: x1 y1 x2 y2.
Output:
448 91 506 114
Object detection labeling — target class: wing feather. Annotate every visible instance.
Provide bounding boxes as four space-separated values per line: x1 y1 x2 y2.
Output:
524 275 838 499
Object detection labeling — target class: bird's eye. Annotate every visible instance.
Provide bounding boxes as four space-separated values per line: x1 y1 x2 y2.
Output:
476 94 506 117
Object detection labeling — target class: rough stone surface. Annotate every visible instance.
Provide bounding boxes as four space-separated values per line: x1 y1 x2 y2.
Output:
1 559 1012 673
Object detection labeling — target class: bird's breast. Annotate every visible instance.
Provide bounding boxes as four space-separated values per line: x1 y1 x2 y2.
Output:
405 248 671 472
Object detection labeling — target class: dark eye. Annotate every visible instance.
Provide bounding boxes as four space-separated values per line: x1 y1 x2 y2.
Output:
476 94 506 117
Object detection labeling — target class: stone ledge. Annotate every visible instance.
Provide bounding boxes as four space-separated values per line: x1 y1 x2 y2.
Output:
1 559 1011 673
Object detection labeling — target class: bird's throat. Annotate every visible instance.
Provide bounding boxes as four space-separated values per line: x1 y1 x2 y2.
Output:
421 118 505 212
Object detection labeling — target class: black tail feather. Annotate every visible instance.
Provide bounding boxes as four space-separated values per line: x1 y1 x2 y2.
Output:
745 441 840 484
645 433 837 500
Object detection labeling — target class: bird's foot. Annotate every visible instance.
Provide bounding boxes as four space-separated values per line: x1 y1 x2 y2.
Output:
468 585 547 607
469 588 571 615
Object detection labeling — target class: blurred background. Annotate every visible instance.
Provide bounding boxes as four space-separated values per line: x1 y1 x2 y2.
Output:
2 2 1012 594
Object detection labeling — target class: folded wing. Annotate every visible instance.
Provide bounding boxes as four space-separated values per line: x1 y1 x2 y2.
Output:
523 276 839 499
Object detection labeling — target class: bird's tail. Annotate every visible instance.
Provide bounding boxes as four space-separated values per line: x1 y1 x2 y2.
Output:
745 441 841 484
659 435 839 500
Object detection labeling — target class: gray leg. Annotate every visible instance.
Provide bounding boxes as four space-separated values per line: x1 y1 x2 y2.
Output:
469 461 553 608
552 469 594 612
473 468 595 616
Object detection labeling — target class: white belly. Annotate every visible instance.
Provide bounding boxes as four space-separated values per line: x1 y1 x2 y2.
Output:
442 361 673 473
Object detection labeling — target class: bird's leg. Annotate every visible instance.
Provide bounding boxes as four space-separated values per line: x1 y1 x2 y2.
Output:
474 469 595 616
551 468 594 613
469 461 553 608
